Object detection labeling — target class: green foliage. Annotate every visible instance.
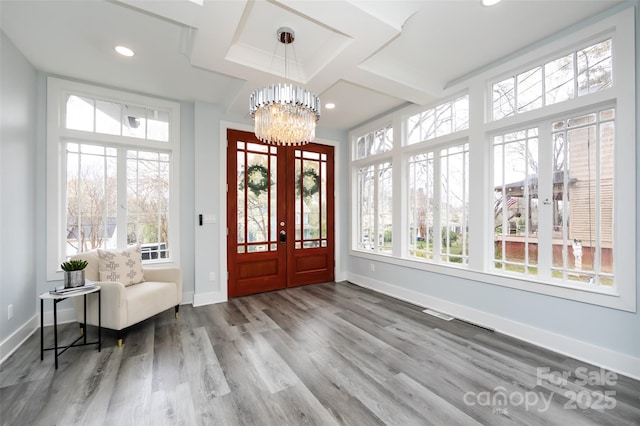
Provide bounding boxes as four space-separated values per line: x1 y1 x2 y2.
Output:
60 259 88 271
244 164 271 197
441 228 458 247
297 168 320 198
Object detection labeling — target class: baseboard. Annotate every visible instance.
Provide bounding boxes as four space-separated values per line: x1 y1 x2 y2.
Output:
1 306 97 365
181 291 194 305
335 270 348 282
193 290 227 307
0 315 38 364
347 272 640 381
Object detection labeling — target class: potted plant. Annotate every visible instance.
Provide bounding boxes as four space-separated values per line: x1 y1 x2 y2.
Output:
60 259 88 288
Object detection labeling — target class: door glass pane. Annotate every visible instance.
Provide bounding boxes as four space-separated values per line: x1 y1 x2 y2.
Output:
236 140 278 254
321 162 327 239
237 152 245 243
302 160 320 242
295 148 326 250
246 152 270 243
295 157 302 240
270 155 278 243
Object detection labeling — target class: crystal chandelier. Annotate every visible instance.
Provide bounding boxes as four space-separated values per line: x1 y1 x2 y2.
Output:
249 27 321 146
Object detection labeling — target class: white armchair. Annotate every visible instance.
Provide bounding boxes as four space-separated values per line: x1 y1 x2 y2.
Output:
71 250 182 346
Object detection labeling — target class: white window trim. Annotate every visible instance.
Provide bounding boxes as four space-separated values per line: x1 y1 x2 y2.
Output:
46 77 181 281
349 7 635 312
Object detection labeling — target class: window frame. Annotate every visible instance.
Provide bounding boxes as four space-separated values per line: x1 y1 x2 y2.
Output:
349 7 635 312
349 120 400 256
46 77 181 281
406 140 470 266
490 37 614 121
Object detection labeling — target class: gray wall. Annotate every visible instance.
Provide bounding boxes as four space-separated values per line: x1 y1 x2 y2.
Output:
0 32 38 344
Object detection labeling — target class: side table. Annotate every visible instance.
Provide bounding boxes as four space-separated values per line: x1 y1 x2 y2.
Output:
40 285 101 369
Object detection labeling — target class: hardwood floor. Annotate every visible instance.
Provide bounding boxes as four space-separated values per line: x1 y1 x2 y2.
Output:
1 282 639 425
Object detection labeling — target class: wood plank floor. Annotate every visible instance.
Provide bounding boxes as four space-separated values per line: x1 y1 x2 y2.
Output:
1 282 639 426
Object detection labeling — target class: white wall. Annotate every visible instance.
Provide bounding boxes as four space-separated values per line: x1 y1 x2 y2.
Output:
0 32 39 360
180 101 196 299
193 101 225 305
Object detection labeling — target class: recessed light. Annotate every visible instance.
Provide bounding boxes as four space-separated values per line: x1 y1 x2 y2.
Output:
325 103 336 110
482 0 502 6
114 45 135 57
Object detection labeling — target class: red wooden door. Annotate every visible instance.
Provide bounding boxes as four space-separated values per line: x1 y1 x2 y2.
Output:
227 130 334 297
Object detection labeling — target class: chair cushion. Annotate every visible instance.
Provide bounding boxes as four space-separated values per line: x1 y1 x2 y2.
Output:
97 244 145 286
125 280 178 326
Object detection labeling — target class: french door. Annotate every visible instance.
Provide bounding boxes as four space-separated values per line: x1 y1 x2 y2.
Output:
227 129 335 298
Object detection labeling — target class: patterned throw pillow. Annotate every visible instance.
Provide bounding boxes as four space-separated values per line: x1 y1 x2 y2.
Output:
97 245 145 286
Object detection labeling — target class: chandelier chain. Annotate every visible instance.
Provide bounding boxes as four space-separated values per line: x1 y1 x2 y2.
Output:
249 27 321 146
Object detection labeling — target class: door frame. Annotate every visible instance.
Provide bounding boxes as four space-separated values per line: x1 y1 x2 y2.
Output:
203 121 343 304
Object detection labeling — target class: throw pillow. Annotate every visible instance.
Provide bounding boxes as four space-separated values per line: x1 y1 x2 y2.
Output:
97 245 145 286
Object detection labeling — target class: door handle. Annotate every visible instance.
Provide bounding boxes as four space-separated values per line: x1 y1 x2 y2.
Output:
280 230 287 243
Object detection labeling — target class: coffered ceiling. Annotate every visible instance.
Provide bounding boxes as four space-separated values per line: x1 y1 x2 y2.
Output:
0 0 624 131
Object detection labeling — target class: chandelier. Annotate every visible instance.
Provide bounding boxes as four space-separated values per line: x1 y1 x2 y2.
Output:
249 27 321 146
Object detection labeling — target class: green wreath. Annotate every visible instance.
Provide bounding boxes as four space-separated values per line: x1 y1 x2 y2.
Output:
298 168 320 198
245 164 270 196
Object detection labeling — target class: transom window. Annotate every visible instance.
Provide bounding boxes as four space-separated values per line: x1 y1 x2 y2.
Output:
354 125 393 160
65 94 170 141
492 39 612 120
407 95 469 144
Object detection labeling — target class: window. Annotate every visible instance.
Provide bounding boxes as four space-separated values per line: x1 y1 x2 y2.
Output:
492 39 612 120
356 162 393 253
355 125 393 159
493 129 539 275
66 95 170 141
47 78 180 280
407 95 469 144
127 150 171 260
492 109 616 286
550 108 615 285
409 143 469 264
350 8 635 311
65 143 118 255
